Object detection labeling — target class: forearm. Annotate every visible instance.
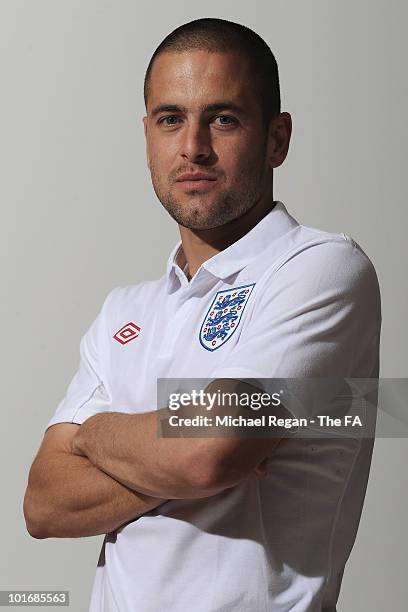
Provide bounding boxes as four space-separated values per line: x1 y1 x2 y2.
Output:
24 449 165 539
72 410 238 499
72 406 274 499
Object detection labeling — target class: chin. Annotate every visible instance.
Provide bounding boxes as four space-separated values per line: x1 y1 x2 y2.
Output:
179 209 239 231
161 189 244 230
180 219 220 231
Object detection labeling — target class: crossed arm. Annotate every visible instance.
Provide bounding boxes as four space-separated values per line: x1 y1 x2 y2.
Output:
24 380 281 539
23 423 167 539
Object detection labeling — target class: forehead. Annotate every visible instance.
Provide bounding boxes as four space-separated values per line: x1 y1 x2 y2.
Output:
147 50 258 112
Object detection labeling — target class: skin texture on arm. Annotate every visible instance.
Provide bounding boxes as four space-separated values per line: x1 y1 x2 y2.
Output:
23 423 166 539
71 380 284 499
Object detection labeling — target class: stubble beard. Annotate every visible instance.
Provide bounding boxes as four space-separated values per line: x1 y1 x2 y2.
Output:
150 160 268 231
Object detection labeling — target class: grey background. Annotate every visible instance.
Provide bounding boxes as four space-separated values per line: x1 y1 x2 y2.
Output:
1 0 407 610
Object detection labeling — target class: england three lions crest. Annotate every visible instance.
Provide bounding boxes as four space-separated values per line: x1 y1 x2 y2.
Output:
199 283 256 351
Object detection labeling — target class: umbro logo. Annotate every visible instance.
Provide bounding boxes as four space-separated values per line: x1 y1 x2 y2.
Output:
113 322 141 345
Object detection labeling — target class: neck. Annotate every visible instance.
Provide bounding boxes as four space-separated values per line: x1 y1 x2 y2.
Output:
178 189 275 280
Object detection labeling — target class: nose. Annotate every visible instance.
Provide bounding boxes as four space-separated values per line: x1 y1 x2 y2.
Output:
179 120 212 164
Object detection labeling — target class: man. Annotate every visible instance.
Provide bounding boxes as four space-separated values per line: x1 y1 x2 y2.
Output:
24 18 381 612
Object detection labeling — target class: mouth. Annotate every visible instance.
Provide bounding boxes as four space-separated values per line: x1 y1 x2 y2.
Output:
176 179 218 192
175 173 218 192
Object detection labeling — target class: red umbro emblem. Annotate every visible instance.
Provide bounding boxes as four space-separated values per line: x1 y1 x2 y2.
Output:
113 322 141 345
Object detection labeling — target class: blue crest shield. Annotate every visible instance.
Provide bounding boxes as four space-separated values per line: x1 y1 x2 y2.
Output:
199 283 256 351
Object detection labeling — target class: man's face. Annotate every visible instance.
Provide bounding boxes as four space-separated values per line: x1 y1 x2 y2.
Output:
143 50 272 231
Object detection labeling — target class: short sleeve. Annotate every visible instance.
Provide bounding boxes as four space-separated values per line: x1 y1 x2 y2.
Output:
45 292 114 430
207 240 381 422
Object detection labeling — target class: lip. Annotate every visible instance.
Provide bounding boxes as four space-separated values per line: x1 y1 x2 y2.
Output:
175 173 218 192
176 172 217 182
175 179 218 192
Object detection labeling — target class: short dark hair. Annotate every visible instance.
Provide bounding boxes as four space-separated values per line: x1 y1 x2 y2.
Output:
144 18 281 127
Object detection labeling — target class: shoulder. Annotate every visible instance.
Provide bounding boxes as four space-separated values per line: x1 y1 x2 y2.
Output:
256 225 381 320
277 224 379 290
85 276 166 345
103 276 165 309
99 276 166 316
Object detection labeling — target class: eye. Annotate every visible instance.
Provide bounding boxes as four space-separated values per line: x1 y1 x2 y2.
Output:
213 115 237 127
158 115 181 127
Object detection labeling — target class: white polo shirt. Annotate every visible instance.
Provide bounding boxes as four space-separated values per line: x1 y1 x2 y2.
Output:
46 201 381 612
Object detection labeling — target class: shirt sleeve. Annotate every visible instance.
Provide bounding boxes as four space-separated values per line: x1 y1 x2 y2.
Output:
207 239 381 423
45 291 114 431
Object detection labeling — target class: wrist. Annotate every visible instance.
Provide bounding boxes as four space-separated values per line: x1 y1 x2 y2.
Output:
70 413 107 459
71 427 87 456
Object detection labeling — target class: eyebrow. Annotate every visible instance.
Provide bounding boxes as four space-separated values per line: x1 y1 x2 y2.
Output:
150 101 246 117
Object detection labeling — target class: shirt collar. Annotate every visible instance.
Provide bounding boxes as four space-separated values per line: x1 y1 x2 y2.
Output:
165 201 299 292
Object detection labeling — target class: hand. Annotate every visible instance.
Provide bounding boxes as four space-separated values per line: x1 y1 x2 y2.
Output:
253 457 269 479
253 436 291 478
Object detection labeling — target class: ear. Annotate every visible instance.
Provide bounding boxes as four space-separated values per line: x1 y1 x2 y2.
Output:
266 112 292 170
143 116 151 170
